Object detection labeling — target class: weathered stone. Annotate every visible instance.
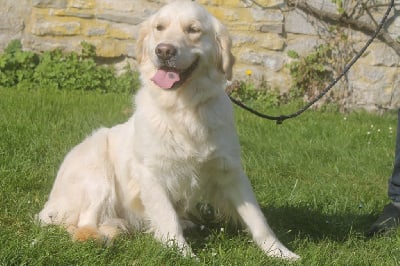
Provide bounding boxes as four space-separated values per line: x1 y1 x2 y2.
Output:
388 14 400 36
348 65 399 110
0 0 399 111
28 37 79 53
251 9 283 22
0 16 24 32
391 76 400 109
54 10 95 19
286 35 322 56
126 43 137 58
199 0 242 8
89 39 131 57
69 0 96 9
259 24 283 34
368 43 400 67
0 0 31 50
234 65 291 91
96 13 143 25
245 0 284 8
285 9 318 35
86 27 107 37
259 33 285 51
107 24 136 40
98 0 143 11
32 22 81 36
308 0 338 14
32 0 67 8
239 50 285 71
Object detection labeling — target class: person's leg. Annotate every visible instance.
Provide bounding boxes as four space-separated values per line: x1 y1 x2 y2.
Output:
368 110 400 236
388 109 400 202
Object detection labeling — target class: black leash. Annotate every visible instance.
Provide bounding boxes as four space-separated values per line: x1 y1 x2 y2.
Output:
230 0 395 125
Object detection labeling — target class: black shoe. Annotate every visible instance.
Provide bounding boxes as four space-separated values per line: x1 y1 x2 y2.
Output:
367 203 400 237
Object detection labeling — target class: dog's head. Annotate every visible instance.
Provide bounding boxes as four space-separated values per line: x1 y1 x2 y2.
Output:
136 1 235 91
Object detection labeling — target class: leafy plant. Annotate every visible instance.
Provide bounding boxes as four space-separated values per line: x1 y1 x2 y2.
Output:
227 77 281 109
0 40 39 88
0 40 139 93
287 44 334 100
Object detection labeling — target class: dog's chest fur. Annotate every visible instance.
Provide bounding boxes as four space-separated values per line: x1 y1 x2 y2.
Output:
135 99 224 204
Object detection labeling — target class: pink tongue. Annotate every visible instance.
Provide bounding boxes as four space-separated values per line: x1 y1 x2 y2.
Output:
151 69 180 89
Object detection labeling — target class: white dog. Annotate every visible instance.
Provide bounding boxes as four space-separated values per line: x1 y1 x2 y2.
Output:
38 1 299 260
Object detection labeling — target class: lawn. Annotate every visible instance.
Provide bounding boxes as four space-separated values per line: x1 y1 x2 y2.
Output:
1 87 399 265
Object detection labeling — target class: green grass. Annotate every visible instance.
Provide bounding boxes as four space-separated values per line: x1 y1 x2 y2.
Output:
1 87 400 265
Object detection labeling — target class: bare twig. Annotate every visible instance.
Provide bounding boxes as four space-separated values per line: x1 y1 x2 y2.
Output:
291 0 400 56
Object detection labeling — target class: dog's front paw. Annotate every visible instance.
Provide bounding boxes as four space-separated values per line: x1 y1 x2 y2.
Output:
261 240 300 261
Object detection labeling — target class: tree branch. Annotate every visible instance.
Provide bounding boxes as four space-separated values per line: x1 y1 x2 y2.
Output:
287 0 400 56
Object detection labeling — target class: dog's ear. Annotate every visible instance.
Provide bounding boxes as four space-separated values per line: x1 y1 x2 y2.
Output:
135 20 150 63
214 19 235 81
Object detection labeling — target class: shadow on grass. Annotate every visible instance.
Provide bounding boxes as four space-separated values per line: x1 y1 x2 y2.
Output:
262 205 377 243
184 204 379 252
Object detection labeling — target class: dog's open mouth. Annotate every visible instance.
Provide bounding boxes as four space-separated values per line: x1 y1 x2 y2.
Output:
151 57 199 89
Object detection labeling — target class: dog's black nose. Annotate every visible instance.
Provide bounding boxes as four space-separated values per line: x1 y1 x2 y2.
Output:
155 43 177 60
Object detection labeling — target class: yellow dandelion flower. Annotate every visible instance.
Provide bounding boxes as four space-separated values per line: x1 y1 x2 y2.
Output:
245 69 252 76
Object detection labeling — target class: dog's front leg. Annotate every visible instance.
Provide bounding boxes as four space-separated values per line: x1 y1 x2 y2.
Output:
223 170 300 260
136 168 192 256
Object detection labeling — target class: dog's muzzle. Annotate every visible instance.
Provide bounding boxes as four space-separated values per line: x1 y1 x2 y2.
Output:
151 43 199 90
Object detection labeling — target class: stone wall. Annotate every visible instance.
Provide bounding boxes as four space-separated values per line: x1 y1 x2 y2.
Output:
1 0 399 110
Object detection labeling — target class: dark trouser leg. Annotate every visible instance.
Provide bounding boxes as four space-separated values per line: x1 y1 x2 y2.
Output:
388 109 400 202
368 109 400 236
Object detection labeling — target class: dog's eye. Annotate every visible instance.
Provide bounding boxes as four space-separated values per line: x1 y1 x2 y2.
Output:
156 24 165 31
186 25 201 34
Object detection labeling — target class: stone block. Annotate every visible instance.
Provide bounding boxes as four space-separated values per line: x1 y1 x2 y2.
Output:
96 13 143 25
259 24 283 34
199 0 243 8
207 6 252 22
107 24 136 40
308 0 338 14
258 33 285 51
348 64 399 110
231 34 257 48
91 39 129 57
32 0 67 8
233 64 291 91
239 50 285 71
126 43 137 58
54 10 95 19
69 0 96 9
368 43 400 67
32 21 81 36
285 9 318 35
250 0 284 7
86 27 107 37
251 9 283 23
97 0 158 12
286 35 322 56
0 15 24 32
28 37 80 53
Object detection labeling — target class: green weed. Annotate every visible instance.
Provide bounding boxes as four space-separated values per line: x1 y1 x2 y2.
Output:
0 40 140 93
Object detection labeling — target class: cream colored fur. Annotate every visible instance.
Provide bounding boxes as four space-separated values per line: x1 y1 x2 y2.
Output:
38 1 299 260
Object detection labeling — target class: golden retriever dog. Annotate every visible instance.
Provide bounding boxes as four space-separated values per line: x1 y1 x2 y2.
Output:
38 0 299 260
